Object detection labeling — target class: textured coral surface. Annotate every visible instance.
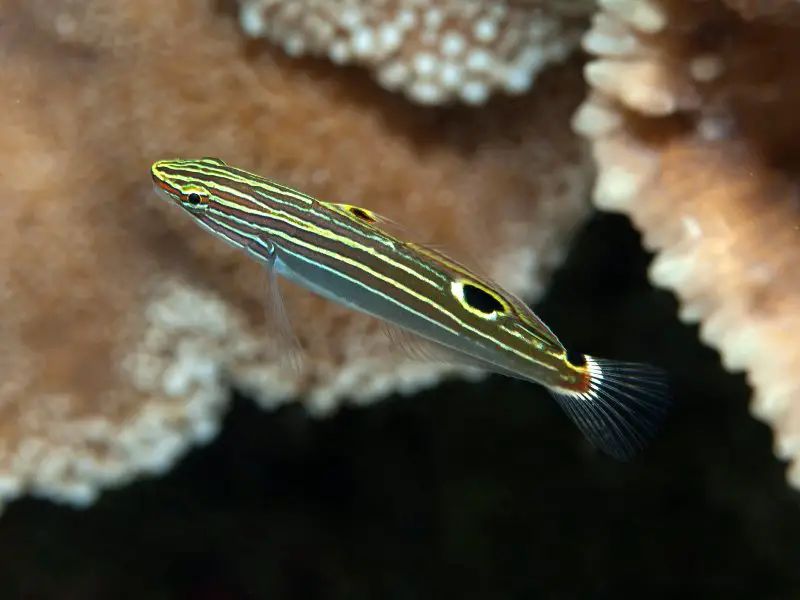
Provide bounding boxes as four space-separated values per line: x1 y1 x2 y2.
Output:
238 0 594 104
575 0 800 487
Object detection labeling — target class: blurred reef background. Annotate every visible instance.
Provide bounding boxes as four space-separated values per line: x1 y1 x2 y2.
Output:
2 213 798 599
2 0 800 598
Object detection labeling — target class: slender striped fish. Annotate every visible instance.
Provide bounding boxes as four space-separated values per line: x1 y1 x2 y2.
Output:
151 157 671 460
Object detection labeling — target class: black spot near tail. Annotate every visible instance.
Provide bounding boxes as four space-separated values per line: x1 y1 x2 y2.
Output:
565 349 587 368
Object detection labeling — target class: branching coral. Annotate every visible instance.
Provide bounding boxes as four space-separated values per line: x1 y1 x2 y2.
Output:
573 0 800 487
237 0 595 104
0 0 592 510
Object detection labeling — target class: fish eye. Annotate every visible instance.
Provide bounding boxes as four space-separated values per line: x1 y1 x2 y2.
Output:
347 206 376 222
181 190 207 213
565 350 587 368
451 280 507 318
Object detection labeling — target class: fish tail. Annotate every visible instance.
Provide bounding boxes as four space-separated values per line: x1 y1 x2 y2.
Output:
546 355 671 461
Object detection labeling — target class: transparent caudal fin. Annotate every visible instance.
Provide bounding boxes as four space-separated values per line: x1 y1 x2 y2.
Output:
547 356 671 461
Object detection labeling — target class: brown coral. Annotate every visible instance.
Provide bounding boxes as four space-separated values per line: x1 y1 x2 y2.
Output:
573 0 800 487
237 0 594 104
0 0 592 509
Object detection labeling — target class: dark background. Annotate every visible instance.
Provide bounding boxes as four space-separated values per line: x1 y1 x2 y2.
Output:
0 213 796 600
